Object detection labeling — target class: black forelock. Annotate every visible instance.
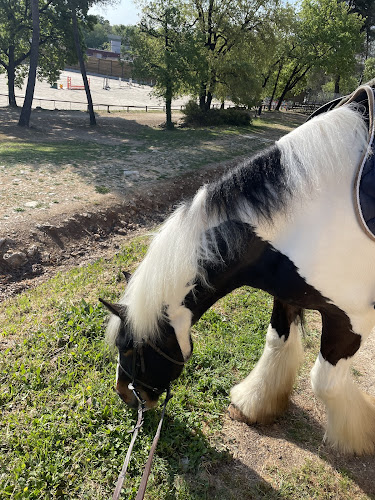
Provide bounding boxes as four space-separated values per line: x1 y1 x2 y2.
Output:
115 320 133 351
205 144 289 223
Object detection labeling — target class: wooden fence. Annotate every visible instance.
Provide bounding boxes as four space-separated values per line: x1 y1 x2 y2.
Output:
66 57 134 80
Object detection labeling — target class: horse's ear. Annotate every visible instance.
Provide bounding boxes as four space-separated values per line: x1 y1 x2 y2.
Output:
99 298 125 319
123 271 131 283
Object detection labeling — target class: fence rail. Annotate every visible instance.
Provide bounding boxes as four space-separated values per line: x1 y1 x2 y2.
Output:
288 101 326 114
0 93 183 112
0 92 330 116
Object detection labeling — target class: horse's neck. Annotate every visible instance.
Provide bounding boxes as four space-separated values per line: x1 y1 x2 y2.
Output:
184 223 268 323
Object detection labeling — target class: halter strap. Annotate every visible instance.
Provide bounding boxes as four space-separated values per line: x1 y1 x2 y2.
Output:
118 361 163 394
119 341 186 394
112 401 145 500
147 341 185 365
112 387 172 500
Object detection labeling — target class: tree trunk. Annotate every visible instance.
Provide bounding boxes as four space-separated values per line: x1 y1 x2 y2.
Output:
165 78 173 130
7 46 17 107
18 0 39 127
71 9 96 126
199 82 207 110
205 91 213 111
268 63 282 111
275 65 310 111
334 74 340 95
275 87 288 111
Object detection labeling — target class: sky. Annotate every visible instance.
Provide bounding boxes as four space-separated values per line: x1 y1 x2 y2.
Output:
89 0 141 26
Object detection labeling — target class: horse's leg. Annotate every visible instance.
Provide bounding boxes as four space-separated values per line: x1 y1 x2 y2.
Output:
311 309 375 454
229 298 304 424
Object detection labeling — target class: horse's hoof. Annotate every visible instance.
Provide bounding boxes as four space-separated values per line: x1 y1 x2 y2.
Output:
228 403 250 424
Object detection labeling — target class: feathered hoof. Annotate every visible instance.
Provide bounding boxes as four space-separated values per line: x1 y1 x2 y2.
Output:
228 403 253 424
325 392 375 455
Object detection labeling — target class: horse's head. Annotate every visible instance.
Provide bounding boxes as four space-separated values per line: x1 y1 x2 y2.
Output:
100 297 189 409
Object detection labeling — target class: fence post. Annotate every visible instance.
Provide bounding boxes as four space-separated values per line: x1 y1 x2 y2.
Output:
146 106 148 112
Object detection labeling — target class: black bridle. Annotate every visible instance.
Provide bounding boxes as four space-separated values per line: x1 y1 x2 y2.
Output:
112 340 186 500
118 340 186 396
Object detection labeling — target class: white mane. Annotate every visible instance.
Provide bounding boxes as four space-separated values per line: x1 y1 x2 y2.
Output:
106 105 368 345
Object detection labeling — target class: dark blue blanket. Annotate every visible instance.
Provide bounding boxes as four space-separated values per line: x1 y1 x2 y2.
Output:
310 85 375 240
358 141 375 236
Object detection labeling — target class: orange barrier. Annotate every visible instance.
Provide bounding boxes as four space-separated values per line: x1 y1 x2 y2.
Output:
67 76 90 90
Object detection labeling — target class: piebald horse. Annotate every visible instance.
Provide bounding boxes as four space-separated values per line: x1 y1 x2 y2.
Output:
102 83 375 455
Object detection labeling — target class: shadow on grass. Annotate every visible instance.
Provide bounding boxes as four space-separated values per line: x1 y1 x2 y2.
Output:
121 409 281 500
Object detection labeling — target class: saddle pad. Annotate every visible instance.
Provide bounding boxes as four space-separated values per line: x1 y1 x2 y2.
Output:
352 86 375 241
308 85 375 241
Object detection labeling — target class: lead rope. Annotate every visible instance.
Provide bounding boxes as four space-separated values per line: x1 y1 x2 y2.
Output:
112 386 172 500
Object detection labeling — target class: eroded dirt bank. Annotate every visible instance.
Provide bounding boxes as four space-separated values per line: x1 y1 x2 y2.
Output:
0 162 230 301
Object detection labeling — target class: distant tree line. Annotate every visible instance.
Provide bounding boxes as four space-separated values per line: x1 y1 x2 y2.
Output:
84 0 374 128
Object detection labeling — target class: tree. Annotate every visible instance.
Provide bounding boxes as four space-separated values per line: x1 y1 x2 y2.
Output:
0 0 78 107
268 0 364 109
18 0 40 127
113 24 138 61
363 56 375 81
70 3 96 126
347 0 375 60
192 0 279 111
83 15 112 48
133 0 196 129
68 1 119 126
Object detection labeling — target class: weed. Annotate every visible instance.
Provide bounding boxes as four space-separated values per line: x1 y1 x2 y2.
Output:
95 185 111 194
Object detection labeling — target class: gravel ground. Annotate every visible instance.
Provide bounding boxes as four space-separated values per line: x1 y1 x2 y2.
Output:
0 70 193 111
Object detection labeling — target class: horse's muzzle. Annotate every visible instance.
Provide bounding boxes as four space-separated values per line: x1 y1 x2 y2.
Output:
115 379 158 410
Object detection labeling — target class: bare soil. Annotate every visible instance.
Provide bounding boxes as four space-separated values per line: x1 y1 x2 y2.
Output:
1 107 375 498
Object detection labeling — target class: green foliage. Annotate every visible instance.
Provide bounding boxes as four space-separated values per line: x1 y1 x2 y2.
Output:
0 0 77 104
299 0 364 73
83 15 113 49
191 0 280 109
322 75 360 95
364 57 375 82
132 0 198 127
262 0 364 105
0 0 108 105
182 100 252 127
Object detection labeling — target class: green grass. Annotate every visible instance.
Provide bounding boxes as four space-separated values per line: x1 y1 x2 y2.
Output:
0 141 105 167
95 185 111 194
